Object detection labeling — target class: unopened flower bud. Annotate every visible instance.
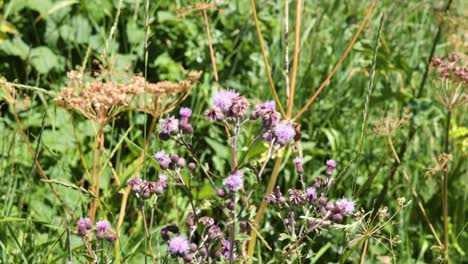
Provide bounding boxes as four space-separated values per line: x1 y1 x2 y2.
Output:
326 201 335 211
159 132 170 141
216 188 226 198
332 204 343 214
227 201 235 211
189 243 198 252
188 162 196 170
278 197 287 205
161 229 170 240
332 213 343 223
240 221 248 231
180 122 193 134
171 154 180 163
106 233 116 242
293 156 304 174
183 254 194 262
177 157 186 168
200 247 208 257
318 197 327 205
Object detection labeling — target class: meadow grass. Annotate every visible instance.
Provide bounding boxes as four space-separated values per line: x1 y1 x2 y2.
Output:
0 0 466 263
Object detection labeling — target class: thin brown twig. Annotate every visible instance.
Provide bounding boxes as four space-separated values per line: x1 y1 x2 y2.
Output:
388 137 443 247
293 0 377 121
202 0 220 89
12 107 76 222
285 0 290 100
249 0 286 117
287 0 302 118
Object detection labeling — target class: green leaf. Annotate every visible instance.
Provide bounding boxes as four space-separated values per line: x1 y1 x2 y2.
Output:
0 36 29 59
30 46 60 74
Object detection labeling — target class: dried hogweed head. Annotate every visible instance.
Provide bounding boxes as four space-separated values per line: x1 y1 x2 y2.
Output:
373 110 413 136
425 153 453 177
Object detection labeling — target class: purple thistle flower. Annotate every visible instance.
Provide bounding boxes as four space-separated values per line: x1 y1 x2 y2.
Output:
293 156 304 174
305 187 317 202
230 96 250 117
262 131 273 142
77 217 92 236
223 171 243 191
326 159 337 176
221 239 238 260
126 177 143 193
212 90 239 112
95 220 111 240
154 150 171 170
273 122 296 145
159 116 179 134
336 198 355 216
251 101 280 127
179 107 192 118
168 235 190 256
205 107 225 121
106 233 116 242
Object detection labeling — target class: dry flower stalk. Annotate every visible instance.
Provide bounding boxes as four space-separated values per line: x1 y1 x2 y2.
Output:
425 153 453 177
373 110 413 137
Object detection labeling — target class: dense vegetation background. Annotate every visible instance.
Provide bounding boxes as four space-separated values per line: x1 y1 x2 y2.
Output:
0 0 466 263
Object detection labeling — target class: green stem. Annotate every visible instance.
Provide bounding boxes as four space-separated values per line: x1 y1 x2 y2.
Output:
442 109 451 261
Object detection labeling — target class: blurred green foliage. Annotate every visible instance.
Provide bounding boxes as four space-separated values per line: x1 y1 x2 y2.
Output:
0 0 466 263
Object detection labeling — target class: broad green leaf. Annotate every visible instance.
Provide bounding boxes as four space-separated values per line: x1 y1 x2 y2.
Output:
30 46 61 74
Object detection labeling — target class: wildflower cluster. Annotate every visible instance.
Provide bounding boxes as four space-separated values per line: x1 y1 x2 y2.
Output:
126 174 168 199
266 158 356 252
159 214 240 262
77 218 115 242
126 89 302 262
431 53 467 82
75 218 115 262
431 53 467 110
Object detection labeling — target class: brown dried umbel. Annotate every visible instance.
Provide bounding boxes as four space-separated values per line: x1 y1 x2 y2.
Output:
131 71 202 117
54 70 202 122
373 109 413 137
54 71 141 123
425 153 452 177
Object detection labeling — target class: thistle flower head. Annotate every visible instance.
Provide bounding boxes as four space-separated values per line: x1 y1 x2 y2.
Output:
179 107 192 118
273 122 296 145
154 150 171 169
212 90 239 112
305 187 317 202
168 235 190 256
326 159 337 168
223 171 243 191
336 198 355 216
77 217 92 236
293 156 304 174
205 107 225 121
159 116 179 134
95 220 111 239
230 96 250 117
252 101 280 127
